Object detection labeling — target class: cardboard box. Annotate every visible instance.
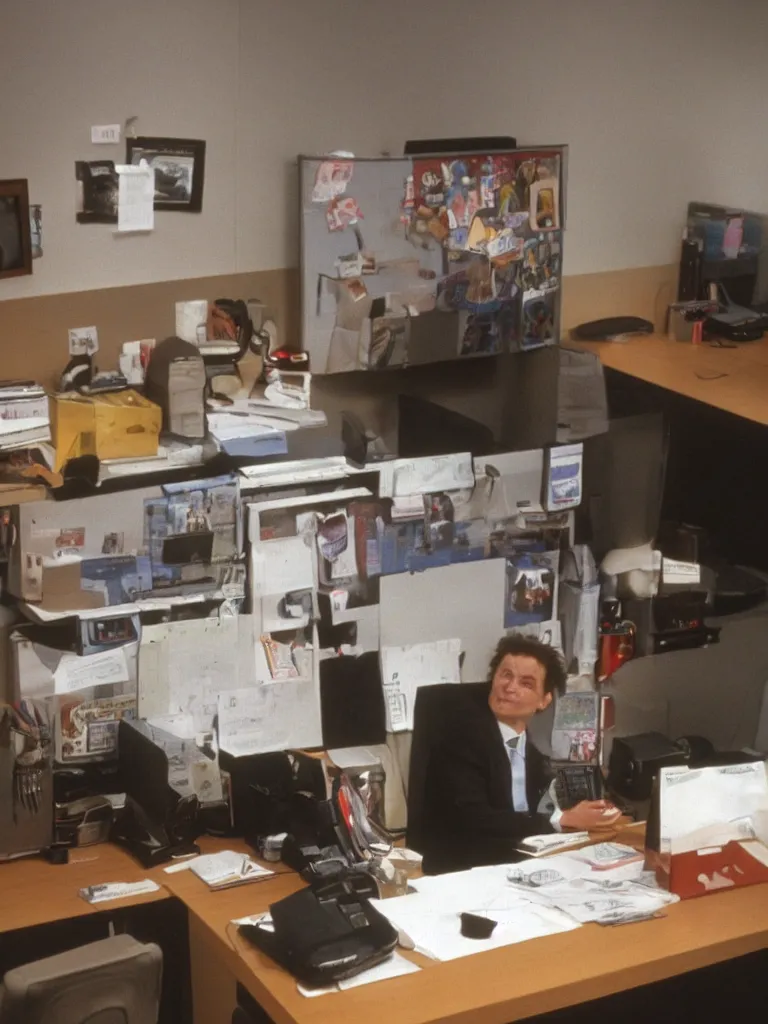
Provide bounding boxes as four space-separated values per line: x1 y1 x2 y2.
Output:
50 390 162 470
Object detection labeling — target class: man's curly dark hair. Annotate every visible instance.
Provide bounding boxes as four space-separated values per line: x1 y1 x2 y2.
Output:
487 635 566 696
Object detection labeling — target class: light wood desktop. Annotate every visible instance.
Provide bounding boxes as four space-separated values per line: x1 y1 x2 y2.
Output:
0 841 170 935
0 835 253 936
570 332 768 426
3 830 768 1024
166 827 768 1024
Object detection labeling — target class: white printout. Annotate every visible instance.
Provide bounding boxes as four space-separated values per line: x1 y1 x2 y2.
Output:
251 534 316 598
371 878 578 962
137 623 170 718
660 762 768 853
379 453 474 498
380 638 461 732
116 163 155 232
168 615 241 730
218 679 322 756
53 646 131 695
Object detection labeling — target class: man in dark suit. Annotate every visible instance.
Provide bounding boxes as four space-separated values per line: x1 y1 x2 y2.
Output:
420 635 619 874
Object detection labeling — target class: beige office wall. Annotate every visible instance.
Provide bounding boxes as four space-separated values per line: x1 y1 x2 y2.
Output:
0 0 241 300
1 0 768 304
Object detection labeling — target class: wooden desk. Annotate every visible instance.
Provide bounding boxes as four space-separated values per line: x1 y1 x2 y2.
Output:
3 832 767 1024
173 839 768 1024
0 834 246 936
571 333 768 425
0 842 170 934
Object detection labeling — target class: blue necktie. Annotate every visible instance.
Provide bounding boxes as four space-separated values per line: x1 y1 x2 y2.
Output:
506 736 529 812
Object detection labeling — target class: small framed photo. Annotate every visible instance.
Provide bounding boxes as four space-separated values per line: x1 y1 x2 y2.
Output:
0 179 32 280
125 136 206 212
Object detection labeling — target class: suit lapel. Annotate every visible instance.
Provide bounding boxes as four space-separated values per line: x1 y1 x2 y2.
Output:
526 738 551 810
477 701 512 805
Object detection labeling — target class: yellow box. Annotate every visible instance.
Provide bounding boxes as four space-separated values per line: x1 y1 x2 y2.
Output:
50 390 162 470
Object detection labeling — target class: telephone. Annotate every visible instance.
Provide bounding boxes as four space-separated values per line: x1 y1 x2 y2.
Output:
553 763 603 809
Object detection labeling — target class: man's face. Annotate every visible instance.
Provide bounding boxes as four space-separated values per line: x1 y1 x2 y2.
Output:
488 653 552 725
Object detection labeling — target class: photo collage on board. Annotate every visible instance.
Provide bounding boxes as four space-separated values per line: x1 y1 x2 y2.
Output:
302 147 564 374
405 150 563 356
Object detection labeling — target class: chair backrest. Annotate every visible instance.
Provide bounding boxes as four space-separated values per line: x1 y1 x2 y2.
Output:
0 934 162 1024
406 682 489 854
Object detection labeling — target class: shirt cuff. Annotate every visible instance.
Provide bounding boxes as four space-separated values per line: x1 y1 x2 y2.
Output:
549 806 564 832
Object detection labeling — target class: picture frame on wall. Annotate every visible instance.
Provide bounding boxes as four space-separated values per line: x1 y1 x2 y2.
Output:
125 136 206 212
0 179 32 280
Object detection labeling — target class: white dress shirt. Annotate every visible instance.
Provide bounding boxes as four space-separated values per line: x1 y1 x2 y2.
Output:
496 720 563 831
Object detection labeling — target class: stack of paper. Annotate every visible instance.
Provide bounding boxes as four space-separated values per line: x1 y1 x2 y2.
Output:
189 850 274 890
207 411 287 459
505 845 677 925
372 864 580 961
0 380 50 451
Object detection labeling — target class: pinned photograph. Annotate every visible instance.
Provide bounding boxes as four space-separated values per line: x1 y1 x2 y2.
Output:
30 204 42 259
0 179 32 279
75 161 118 223
125 136 206 212
504 546 559 627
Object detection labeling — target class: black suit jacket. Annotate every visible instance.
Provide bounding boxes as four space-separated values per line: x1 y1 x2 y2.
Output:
420 689 554 874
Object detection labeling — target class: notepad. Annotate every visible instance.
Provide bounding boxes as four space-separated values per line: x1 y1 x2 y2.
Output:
189 850 274 890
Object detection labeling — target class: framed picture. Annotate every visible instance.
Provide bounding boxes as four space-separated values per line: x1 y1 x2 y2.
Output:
0 179 32 280
125 136 206 212
75 161 118 224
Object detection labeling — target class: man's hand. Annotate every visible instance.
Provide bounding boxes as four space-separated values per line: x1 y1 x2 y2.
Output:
560 799 621 832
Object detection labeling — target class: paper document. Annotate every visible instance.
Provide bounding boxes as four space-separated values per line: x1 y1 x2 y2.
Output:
662 558 701 585
53 647 131 695
327 746 381 770
380 639 461 732
659 762 768 854
189 849 274 890
371 870 579 961
116 163 154 232
379 453 474 498
79 880 161 904
0 416 49 436
138 615 242 730
297 953 420 997
218 679 322 756
251 535 316 597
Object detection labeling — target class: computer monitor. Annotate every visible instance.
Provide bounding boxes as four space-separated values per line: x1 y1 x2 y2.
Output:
683 201 768 310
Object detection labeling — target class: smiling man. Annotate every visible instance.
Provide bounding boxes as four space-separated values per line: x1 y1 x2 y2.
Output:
420 635 619 874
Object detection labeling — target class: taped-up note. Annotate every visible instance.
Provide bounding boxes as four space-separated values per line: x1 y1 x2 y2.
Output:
380 639 461 732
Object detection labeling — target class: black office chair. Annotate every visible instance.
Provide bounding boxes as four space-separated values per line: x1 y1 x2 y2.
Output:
406 682 489 857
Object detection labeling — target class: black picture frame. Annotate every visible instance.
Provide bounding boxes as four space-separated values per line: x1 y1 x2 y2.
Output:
0 179 32 280
125 136 206 213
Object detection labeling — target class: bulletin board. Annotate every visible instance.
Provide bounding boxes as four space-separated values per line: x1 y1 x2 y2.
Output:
300 147 567 375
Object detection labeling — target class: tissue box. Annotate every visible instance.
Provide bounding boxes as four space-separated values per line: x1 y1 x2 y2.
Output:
50 390 162 470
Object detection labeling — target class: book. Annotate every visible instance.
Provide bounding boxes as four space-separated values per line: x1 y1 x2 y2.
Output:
188 850 274 890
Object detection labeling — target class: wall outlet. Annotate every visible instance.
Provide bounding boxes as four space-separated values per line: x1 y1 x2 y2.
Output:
91 124 121 145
